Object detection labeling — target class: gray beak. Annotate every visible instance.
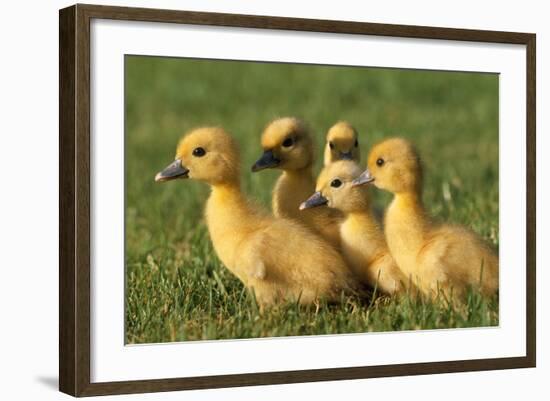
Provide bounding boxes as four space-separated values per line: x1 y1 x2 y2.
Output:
299 191 328 210
351 169 374 187
155 159 189 182
251 150 280 172
340 151 353 160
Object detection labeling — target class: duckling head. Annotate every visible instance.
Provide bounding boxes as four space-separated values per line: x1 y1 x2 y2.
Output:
155 127 240 186
324 121 360 165
353 137 422 194
251 117 314 172
300 160 370 214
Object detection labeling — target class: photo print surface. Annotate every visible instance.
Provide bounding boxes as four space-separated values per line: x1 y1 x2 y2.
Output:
124 55 499 344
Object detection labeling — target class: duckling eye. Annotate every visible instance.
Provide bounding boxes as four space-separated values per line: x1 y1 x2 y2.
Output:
330 179 342 188
282 137 294 148
192 147 206 157
354 139 359 148
329 141 335 150
376 158 385 167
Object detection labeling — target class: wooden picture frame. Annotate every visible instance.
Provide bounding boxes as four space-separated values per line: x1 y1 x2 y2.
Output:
59 3 536 397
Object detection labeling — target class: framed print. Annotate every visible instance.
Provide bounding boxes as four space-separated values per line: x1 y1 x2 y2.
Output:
59 3 536 397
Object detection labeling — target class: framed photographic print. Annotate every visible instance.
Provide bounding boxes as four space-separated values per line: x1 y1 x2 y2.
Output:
59 3 536 397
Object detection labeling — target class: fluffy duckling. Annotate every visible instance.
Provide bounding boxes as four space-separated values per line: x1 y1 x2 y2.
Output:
324 121 361 166
251 117 342 247
324 121 384 222
353 138 499 299
156 127 358 306
300 161 407 295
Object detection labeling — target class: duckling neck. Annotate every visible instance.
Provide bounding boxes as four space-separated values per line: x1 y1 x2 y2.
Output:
205 183 262 271
210 182 242 198
207 183 253 226
391 192 425 215
272 166 315 219
385 191 428 266
282 165 314 181
346 211 380 232
342 211 386 262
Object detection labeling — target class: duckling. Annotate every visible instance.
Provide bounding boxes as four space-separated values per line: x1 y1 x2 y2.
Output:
251 117 342 247
156 127 358 306
352 138 499 299
300 160 408 295
324 121 361 166
324 121 384 222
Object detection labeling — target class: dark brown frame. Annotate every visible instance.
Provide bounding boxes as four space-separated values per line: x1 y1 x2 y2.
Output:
59 3 536 397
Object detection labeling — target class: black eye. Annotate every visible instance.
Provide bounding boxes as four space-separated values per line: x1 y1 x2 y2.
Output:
376 158 385 166
330 179 342 188
192 147 206 157
354 139 359 148
282 137 294 148
329 141 335 150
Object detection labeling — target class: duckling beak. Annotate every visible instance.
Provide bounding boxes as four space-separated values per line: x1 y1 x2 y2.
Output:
351 169 374 187
340 151 353 160
155 159 189 182
251 150 280 172
299 191 328 210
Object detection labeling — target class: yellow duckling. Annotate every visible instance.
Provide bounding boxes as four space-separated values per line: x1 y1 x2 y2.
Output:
300 160 407 295
156 127 358 306
353 138 499 299
324 121 384 222
324 121 361 166
251 117 342 247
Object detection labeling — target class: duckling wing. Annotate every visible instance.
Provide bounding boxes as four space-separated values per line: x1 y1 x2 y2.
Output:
417 225 499 295
239 234 267 281
237 218 356 303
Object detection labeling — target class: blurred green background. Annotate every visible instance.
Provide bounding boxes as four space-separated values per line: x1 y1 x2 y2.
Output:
125 56 499 344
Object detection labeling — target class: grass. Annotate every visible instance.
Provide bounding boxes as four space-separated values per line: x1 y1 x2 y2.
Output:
124 56 499 344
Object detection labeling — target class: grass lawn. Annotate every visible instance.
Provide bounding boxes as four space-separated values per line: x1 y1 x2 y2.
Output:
124 56 499 344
